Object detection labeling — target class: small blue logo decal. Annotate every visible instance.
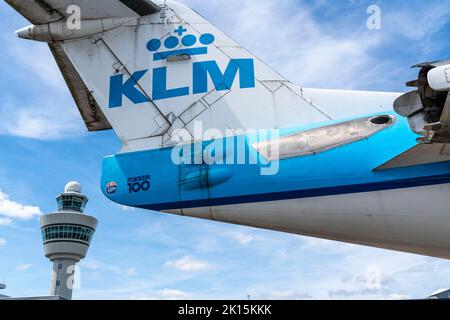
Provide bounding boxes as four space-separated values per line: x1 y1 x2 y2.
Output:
106 181 118 195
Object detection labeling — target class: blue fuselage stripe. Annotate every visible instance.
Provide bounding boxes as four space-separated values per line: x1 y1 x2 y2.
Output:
138 173 450 211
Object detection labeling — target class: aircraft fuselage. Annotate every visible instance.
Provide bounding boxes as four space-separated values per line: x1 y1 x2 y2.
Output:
101 112 450 259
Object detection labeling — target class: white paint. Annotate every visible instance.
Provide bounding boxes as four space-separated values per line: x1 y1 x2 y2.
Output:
427 64 450 91
178 183 450 259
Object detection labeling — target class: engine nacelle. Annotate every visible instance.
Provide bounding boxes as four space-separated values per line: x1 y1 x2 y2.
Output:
428 64 450 92
394 60 450 140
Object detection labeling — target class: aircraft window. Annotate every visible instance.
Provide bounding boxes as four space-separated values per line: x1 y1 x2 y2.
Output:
253 115 395 161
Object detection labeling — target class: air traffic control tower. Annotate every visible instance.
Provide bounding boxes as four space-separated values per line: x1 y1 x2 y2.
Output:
40 182 98 300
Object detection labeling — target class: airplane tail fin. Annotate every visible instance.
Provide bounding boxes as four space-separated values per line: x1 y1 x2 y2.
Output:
8 0 332 150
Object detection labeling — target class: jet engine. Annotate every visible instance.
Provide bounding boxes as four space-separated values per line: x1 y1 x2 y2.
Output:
395 60 450 143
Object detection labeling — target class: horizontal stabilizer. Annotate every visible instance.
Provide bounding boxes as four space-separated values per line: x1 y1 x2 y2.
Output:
119 0 160 16
375 143 450 170
5 0 159 24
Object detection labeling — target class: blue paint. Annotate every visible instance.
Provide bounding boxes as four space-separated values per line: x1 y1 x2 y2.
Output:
108 32 256 105
147 32 215 58
175 26 187 36
199 33 215 45
152 67 189 101
108 58 255 104
193 59 256 94
180 165 233 191
182 34 197 47
146 39 161 52
109 70 149 108
164 36 179 49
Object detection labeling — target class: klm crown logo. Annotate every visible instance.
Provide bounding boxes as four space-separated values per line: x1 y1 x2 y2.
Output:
147 26 216 61
108 26 256 108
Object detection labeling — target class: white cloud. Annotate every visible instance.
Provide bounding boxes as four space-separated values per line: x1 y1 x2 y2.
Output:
362 265 382 290
158 288 189 300
184 0 383 89
383 3 450 42
0 100 84 140
128 288 189 300
8 40 67 92
125 267 139 277
0 190 42 221
234 233 253 245
301 237 355 254
80 260 100 271
80 260 123 274
163 256 211 272
184 0 450 92
0 238 6 247
0 218 12 226
388 293 411 300
16 264 32 271
0 34 85 140
265 291 312 300
316 249 443 300
121 206 136 212
80 260 139 277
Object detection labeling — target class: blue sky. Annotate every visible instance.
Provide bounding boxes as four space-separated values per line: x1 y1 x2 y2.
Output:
1 0 450 300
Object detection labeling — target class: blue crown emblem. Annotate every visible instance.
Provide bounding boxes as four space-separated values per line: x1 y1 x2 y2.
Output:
147 26 215 61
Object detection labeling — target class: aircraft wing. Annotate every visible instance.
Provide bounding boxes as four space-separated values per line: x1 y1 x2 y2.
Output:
5 0 160 24
5 0 160 132
375 143 450 170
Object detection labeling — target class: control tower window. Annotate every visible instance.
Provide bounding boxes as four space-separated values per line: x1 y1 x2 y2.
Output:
41 225 94 244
